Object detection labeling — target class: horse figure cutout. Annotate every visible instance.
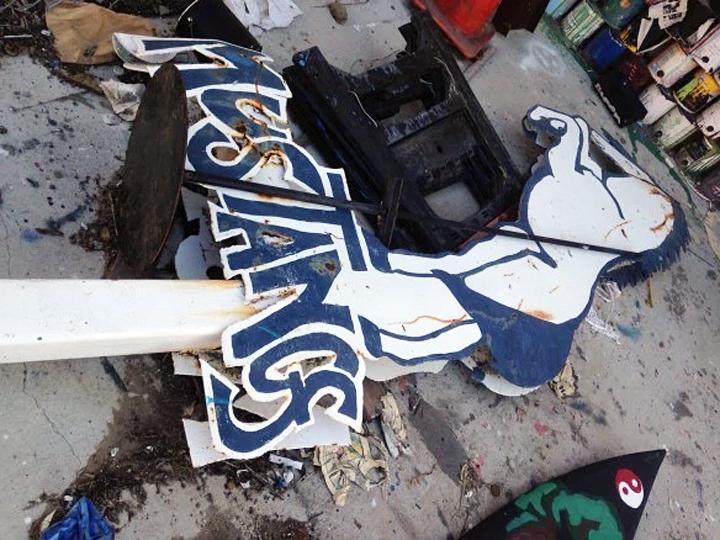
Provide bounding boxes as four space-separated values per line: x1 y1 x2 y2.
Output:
115 35 687 459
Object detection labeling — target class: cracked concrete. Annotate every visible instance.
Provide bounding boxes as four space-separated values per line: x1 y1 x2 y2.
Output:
21 363 83 467
1 2 719 539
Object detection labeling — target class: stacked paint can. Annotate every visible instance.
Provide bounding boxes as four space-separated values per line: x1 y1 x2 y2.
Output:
675 70 720 113
673 135 720 176
561 1 604 47
652 107 697 150
585 27 626 71
549 0 720 203
595 0 645 29
547 0 580 20
648 42 697 88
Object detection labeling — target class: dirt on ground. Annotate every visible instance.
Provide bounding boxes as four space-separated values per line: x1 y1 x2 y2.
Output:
69 177 120 263
0 0 192 91
27 354 297 537
192 508 313 540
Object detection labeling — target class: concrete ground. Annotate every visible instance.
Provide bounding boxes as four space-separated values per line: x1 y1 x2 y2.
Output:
1 1 719 538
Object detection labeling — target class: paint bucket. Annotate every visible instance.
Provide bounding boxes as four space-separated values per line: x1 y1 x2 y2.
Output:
619 16 670 55
698 99 720 139
561 0 604 47
547 0 579 19
596 0 645 29
688 25 720 74
697 169 720 204
648 42 698 88
639 84 675 124
673 134 720 176
584 27 627 72
594 71 647 127
651 107 697 150
616 55 652 91
674 69 720 114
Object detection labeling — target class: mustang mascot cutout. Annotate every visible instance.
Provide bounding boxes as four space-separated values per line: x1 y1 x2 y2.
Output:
115 35 687 459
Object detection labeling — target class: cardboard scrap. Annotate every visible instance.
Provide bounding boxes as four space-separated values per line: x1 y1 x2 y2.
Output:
46 1 154 64
313 432 388 506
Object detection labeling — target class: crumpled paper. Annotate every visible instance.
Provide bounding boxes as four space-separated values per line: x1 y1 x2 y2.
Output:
223 0 302 33
314 432 388 506
99 80 145 121
46 1 154 64
380 393 410 458
549 361 578 400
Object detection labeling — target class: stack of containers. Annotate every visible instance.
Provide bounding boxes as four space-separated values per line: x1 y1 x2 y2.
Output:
550 0 720 203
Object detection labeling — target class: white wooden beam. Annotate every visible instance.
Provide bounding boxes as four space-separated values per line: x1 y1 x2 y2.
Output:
0 280 255 364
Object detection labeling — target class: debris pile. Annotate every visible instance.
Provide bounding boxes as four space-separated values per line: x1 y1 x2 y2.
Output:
313 433 389 506
0 1 696 532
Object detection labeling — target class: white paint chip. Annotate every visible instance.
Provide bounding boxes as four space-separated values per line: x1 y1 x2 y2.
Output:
365 356 447 381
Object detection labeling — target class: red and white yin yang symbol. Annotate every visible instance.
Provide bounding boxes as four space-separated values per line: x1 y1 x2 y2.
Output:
615 468 644 509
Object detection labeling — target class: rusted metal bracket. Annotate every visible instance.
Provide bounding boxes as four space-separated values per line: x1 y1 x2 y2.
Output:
187 172 641 258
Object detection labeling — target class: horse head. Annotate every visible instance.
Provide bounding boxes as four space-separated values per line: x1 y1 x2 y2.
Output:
521 106 687 286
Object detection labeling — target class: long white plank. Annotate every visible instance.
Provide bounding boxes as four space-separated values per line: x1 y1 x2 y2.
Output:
0 280 252 363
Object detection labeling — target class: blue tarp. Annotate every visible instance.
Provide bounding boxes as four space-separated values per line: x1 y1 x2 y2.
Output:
41 497 114 540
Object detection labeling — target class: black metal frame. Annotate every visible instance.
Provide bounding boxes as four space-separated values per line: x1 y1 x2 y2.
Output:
282 12 523 253
186 172 641 258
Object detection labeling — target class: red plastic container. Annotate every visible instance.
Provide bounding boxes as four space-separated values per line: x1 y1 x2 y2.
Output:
413 0 501 58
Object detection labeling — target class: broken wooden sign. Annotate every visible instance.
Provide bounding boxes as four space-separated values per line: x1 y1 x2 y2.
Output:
0 35 687 463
